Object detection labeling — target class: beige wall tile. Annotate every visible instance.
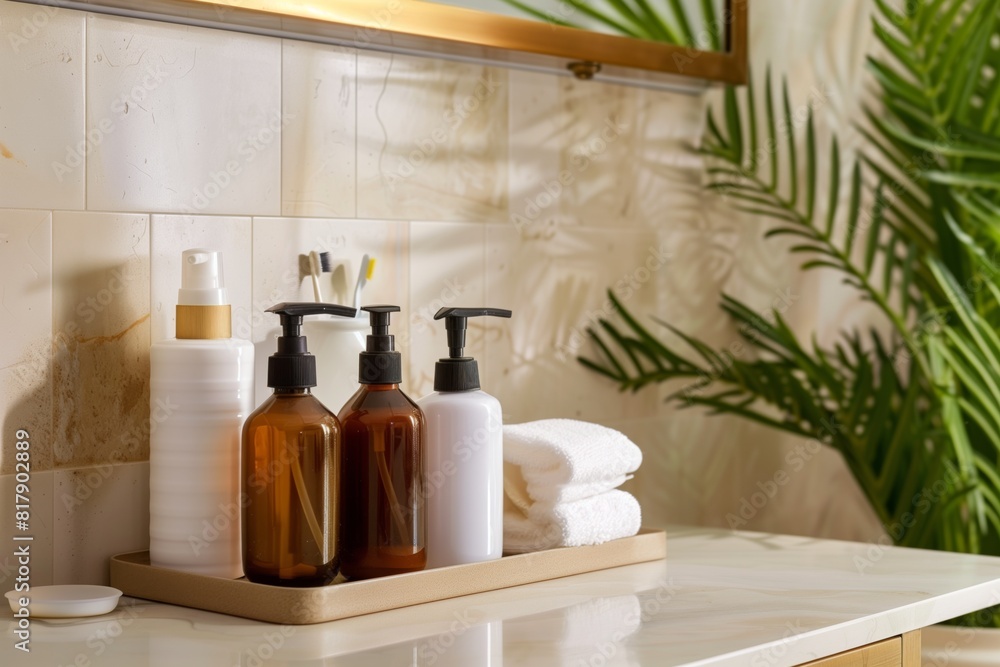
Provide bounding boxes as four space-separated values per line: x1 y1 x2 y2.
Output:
514 76 643 230
0 209 52 473
281 39 356 218
86 14 281 215
357 52 508 222
648 227 745 351
613 415 883 542
0 1 85 210
0 471 54 588
623 87 707 230
52 212 150 467
251 217 409 406
52 462 149 585
508 71 708 231
506 70 563 233
149 215 252 345
408 222 487 399
483 223 665 423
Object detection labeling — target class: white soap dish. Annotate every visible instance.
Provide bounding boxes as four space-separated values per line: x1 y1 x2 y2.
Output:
6 585 122 618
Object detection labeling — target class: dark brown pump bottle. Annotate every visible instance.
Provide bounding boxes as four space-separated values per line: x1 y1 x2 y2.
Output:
338 305 427 580
242 302 357 587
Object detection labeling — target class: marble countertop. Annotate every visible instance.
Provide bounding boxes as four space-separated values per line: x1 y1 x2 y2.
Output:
6 526 1000 666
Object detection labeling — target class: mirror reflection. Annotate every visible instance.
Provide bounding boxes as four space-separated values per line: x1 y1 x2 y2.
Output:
433 0 729 51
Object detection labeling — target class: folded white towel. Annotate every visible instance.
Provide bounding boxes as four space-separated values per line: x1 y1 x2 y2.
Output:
503 490 642 553
503 419 643 510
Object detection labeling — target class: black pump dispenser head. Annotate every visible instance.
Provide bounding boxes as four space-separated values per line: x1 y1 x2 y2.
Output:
360 305 403 384
434 307 512 392
266 302 358 389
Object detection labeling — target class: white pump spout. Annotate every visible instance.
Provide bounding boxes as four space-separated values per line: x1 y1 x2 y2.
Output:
178 248 229 306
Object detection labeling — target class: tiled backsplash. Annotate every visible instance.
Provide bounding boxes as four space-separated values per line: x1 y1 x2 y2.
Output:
0 0 882 586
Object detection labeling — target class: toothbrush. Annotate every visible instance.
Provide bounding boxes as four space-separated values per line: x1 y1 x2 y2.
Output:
318 251 335 277
352 254 375 309
307 251 324 302
307 251 339 304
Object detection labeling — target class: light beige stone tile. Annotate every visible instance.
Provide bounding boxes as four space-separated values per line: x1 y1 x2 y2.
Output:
149 215 252 345
482 223 666 423
0 1 85 210
623 86 708 229
356 52 507 222
51 212 150 467
506 70 563 232
615 413 766 531
86 14 281 215
0 209 52 473
648 226 742 350
251 217 409 406
512 76 643 231
281 39 356 218
611 414 882 541
407 221 487 399
52 462 149 585
507 71 709 231
0 471 54 588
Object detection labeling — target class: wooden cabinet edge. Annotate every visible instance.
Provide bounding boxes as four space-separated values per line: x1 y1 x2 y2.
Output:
901 630 921 667
800 632 915 667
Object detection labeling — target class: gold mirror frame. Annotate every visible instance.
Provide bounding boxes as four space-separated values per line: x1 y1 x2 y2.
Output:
16 0 746 91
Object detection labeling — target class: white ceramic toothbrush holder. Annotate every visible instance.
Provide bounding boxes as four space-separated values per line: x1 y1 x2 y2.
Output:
302 314 368 412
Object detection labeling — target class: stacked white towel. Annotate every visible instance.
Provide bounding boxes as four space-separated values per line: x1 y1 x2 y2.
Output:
503 419 643 553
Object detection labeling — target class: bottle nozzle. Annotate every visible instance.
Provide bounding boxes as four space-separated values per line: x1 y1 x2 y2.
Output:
268 302 357 340
175 248 235 339
434 307 512 360
265 302 358 389
362 305 399 339
359 305 402 384
433 307 512 392
179 248 228 306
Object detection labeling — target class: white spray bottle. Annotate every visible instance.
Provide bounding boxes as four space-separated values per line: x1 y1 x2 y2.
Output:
418 307 512 568
149 248 254 578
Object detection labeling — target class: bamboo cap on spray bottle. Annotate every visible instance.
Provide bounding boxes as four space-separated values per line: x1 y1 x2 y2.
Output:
176 249 233 339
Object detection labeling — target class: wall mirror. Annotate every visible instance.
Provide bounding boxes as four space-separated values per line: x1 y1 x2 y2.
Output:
16 0 746 90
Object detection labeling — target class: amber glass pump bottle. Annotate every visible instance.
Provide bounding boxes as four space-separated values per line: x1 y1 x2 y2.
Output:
338 305 427 580
242 302 356 587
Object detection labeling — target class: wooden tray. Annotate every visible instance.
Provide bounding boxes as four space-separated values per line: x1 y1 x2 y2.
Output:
110 529 666 624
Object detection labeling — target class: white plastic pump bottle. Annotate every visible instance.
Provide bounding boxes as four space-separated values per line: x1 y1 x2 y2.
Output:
149 249 254 578
418 307 512 568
